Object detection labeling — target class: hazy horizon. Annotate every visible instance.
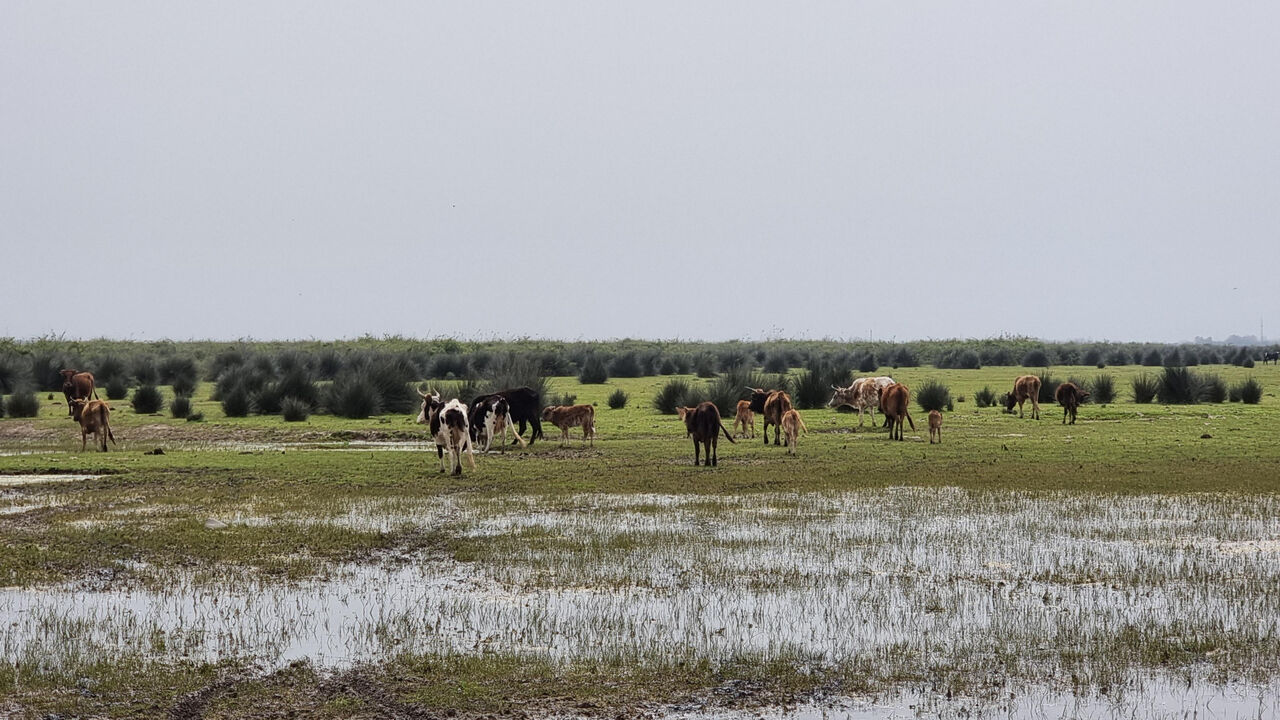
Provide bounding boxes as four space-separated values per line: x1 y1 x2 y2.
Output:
4 2 1277 343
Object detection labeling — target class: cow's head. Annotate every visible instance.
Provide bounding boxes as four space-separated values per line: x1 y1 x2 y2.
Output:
60 369 77 389
416 388 441 424
827 384 855 408
69 398 87 422
540 406 555 421
1079 390 1091 403
676 406 697 435
745 387 771 413
1003 391 1018 413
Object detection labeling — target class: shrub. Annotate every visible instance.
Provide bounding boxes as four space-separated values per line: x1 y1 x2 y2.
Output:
915 380 951 412
91 354 128 385
792 359 847 410
1091 374 1116 404
1183 351 1200 367
171 375 197 398
1141 349 1163 367
1021 349 1050 367
429 353 469 379
1131 373 1158 404
159 356 199 386
1162 348 1183 367
214 365 269 401
1036 371 1060 404
763 352 789 374
275 366 318 407
253 382 285 414
0 354 24 394
30 351 81 391
130 355 160 385
1107 350 1130 367
6 390 40 418
1243 357 1255 368
1156 367 1211 404
653 379 707 415
936 348 980 370
607 388 628 410
187 411 205 422
974 386 997 408
578 354 609 384
131 384 165 414
105 377 129 401
170 396 192 419
693 354 718 379
608 352 644 379
1235 378 1263 404
717 349 750 372
344 354 418 413
981 347 1015 366
221 385 254 418
1082 348 1102 367
1055 347 1080 365
658 357 679 375
858 354 878 373
892 347 919 368
1201 374 1227 403
547 392 577 407
282 397 311 422
707 367 772 418
315 349 344 380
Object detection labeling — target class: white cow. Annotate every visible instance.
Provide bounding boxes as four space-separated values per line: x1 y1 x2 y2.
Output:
417 389 477 475
827 376 895 427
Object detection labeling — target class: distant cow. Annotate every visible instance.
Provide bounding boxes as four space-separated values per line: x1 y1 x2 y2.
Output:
1004 375 1042 419
70 398 115 452
747 387 793 446
781 409 807 454
928 410 942 444
417 389 476 475
827 376 895 428
677 401 735 466
1055 382 1090 425
1265 351 1280 365
878 383 915 441
733 400 755 439
469 387 543 445
542 404 596 446
471 396 526 452
60 370 98 417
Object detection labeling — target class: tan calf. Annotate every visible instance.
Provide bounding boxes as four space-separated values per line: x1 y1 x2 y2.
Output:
781 409 807 454
70 398 116 452
541 404 597 446
928 410 942 444
733 400 755 439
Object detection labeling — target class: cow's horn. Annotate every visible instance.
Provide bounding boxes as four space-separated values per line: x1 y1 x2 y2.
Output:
417 388 431 399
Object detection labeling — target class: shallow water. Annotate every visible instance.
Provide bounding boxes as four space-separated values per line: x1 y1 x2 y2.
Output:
0 473 101 486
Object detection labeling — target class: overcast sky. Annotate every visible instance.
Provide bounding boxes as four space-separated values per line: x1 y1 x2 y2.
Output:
3 2 1277 343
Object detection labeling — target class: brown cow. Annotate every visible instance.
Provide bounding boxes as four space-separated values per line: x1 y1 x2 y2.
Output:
928 410 942 444
1055 382 1090 425
733 400 755 439
70 398 115 452
61 369 98 417
677 401 735 466
747 387 793 446
541 404 596 446
878 383 915 441
781 409 807 454
1004 375 1041 419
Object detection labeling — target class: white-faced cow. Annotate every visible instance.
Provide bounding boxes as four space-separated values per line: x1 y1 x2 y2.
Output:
827 376 895 428
417 389 476 475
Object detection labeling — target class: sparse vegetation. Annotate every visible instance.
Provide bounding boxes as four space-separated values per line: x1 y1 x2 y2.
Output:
974 386 997 408
1131 373 1158 404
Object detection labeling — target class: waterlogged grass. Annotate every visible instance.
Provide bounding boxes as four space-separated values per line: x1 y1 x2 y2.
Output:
2 366 1280 717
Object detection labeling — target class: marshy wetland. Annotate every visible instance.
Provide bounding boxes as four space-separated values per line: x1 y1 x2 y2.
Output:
2 365 1279 718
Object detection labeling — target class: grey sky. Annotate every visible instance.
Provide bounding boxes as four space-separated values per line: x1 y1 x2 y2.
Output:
3 2 1277 343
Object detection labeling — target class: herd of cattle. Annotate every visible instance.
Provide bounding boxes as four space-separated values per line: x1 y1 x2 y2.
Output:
52 367 1096 471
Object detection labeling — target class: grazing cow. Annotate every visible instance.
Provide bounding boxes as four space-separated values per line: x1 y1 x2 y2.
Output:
928 410 942 444
781 408 807 454
469 387 543 445
1264 351 1280 365
1055 382 1090 425
747 387 793 446
541 404 596 446
1004 375 1042 419
60 369 98 417
677 401 735 466
878 383 915 441
471 396 526 452
733 400 755 439
417 389 477 475
827 376 895 428
70 398 115 452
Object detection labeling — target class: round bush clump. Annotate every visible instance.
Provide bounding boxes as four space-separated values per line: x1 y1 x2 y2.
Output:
281 397 311 422
170 396 192 419
171 375 197 398
915 380 951 412
7 390 41 418
105 377 130 401
131 384 165 414
221 386 252 418
607 388 628 410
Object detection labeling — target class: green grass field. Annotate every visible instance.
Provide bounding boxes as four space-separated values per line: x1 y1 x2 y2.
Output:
2 364 1278 718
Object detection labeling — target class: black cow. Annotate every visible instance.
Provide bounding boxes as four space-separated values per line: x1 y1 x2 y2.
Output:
468 386 543 445
1263 351 1279 365
677 401 735 466
1055 382 1090 425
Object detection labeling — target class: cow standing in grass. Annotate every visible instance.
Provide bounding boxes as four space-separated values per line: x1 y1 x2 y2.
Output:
747 387 793 446
469 387 544 445
418 389 477 475
827 376 895 428
928 410 943 444
471 396 526 452
1055 382 1089 425
677 401 735 466
70 398 115 451
542 404 596 446
61 370 98 417
733 400 755 439
1004 375 1041 419
781 409 807 454
878 383 915 441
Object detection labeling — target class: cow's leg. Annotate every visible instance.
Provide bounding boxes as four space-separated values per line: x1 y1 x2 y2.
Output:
762 421 769 444
1033 398 1040 420
693 439 701 466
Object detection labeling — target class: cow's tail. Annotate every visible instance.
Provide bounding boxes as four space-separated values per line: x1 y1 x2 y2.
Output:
99 404 116 446
720 419 736 443
905 409 915 431
797 415 808 434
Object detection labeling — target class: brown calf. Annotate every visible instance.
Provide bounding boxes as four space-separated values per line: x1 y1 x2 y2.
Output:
1004 375 1041 419
541 404 596 446
781 409 807 454
747 387 793 446
733 400 755 439
677 402 735 466
1055 382 1090 425
61 369 98 417
878 383 915 441
928 410 942 444
70 398 115 452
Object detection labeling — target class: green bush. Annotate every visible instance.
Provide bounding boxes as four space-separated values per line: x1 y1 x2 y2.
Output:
792 358 847 410
607 388 628 410
171 375 197 398
693 354 718 379
1107 350 1130 367
130 355 159 385
1141 349 1163 367
608 352 644 379
858 354 878 373
578 354 609 384
131 385 165 414
170 396 192 419
1036 371 1060 404
104 377 129 401
1132 373 1158 404
653 379 707 415
1162 349 1183 367
6 390 39 418
915 380 951 412
936 348 981 369
0 354 23 394
1091 374 1116 404
974 386 997 408
221 386 253 418
546 392 577 407
1234 378 1263 404
892 347 919 367
1156 367 1202 404
1201 374 1227 403
763 352 789 374
1022 349 1050 367
1082 348 1102 367
707 367 772 418
91 354 128 385
282 397 311 422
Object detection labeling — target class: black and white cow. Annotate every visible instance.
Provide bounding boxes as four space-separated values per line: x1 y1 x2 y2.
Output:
469 396 527 452
417 389 476 475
